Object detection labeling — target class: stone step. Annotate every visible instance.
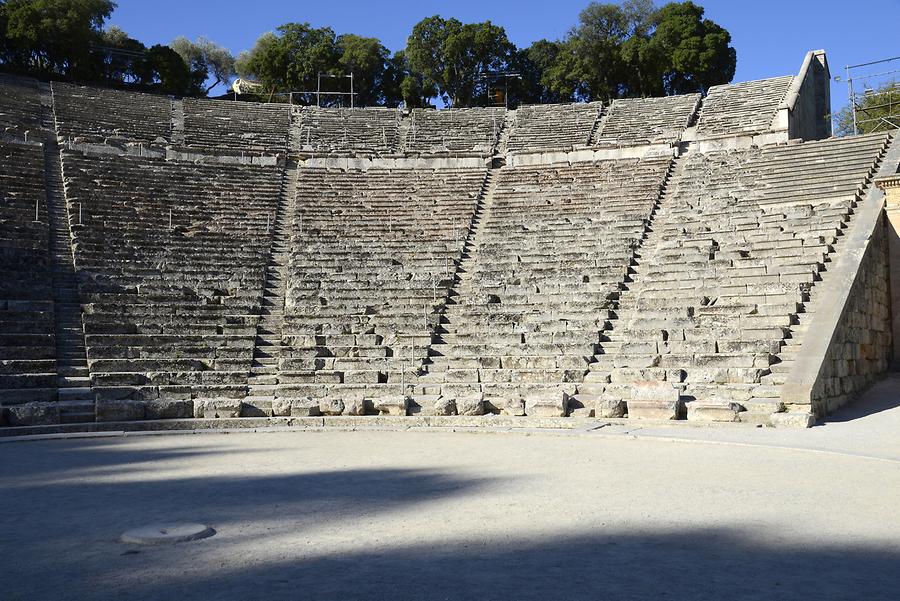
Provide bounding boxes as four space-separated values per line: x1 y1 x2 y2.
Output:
58 387 93 402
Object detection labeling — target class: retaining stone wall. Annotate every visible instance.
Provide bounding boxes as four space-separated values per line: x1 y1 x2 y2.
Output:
811 219 892 415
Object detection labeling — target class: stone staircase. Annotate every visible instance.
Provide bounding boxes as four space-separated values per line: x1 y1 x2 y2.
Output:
246 162 297 405
586 103 608 146
170 98 185 145
495 112 514 156
41 90 94 424
575 147 686 402
416 167 501 408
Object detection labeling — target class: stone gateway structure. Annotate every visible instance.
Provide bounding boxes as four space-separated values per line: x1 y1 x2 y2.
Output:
1 50 898 432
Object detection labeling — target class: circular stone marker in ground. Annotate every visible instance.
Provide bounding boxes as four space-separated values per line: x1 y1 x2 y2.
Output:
120 523 215 545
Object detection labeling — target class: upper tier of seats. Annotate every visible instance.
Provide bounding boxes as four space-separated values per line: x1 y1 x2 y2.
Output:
594 94 701 146
404 107 505 154
281 167 486 402
52 82 172 143
418 156 673 411
60 151 282 401
183 98 291 152
0 75 41 137
507 102 603 152
696 76 794 138
294 107 401 153
0 140 55 403
588 133 891 418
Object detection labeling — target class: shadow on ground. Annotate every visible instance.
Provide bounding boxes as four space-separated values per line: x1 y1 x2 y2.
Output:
822 373 900 423
86 528 900 601
1 438 897 601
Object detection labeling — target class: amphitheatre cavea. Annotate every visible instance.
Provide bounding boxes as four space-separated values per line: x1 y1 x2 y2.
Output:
1 1 900 599
2 50 896 430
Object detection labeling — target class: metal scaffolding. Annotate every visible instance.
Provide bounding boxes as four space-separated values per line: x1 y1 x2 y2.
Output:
839 56 900 135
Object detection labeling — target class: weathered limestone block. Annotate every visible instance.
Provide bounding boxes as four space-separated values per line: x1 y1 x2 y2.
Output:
770 411 816 429
594 396 627 418
526 398 566 417
271 398 293 417
455 395 485 416
431 397 456 416
240 399 273 417
318 398 345 416
627 381 682 420
144 400 193 420
5 402 60 427
372 395 408 416
97 400 146 422
345 399 366 416
498 398 526 416
289 397 322 417
686 402 742 422
194 399 243 419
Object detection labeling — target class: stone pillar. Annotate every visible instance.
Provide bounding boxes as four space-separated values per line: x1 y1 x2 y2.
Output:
875 174 900 366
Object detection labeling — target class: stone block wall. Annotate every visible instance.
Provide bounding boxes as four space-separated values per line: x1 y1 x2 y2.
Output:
811 219 892 415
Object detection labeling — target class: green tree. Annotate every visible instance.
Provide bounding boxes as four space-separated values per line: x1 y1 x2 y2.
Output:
337 33 390 106
381 51 409 107
405 16 514 107
563 0 655 100
236 23 340 103
92 25 147 85
645 1 736 95
1 0 115 77
835 82 900 136
509 41 567 105
394 49 437 108
171 36 235 95
137 44 196 95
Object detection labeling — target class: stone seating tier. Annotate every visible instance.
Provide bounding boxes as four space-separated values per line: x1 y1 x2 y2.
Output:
0 75 41 138
0 141 55 403
278 166 487 400
294 107 402 153
696 76 794 137
507 102 603 152
51 81 172 143
594 94 701 146
404 108 505 154
419 156 673 413
183 98 290 151
582 132 891 421
59 150 282 401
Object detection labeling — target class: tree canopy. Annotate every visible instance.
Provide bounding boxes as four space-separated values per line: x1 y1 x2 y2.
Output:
171 36 235 95
1 0 115 78
405 16 514 107
0 0 738 106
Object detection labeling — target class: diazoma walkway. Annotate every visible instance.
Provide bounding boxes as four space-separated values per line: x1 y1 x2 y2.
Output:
2 376 899 600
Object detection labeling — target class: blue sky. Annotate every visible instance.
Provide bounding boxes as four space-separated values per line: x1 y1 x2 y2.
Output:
108 0 900 112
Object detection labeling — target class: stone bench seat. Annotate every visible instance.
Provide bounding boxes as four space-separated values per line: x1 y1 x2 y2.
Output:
93 384 247 402
90 369 249 387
